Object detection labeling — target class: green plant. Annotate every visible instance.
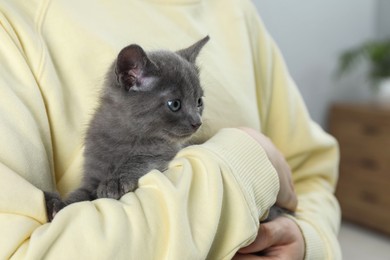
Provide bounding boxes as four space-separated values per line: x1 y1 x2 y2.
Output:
338 39 390 88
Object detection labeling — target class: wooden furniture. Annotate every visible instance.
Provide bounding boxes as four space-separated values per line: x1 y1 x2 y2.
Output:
328 103 390 235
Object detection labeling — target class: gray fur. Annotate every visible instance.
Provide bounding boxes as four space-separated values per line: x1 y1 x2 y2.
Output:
45 36 209 221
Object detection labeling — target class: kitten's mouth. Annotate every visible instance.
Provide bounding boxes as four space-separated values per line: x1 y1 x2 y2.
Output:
163 129 196 140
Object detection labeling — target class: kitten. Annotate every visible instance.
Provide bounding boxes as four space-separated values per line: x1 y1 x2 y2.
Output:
44 36 210 221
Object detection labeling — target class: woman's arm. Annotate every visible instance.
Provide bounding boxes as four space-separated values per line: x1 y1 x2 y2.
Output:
1 125 281 259
242 2 342 259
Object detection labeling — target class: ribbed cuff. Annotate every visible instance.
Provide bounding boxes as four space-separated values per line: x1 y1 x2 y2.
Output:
200 128 280 219
286 216 327 260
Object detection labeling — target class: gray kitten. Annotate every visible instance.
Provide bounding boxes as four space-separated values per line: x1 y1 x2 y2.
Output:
44 36 209 221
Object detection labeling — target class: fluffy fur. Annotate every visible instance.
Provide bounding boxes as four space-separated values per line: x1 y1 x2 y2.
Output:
45 36 209 221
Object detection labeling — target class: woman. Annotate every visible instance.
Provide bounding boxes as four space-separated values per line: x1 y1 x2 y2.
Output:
0 0 340 259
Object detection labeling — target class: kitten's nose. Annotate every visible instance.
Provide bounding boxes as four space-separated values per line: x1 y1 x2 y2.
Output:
191 121 202 130
190 115 202 131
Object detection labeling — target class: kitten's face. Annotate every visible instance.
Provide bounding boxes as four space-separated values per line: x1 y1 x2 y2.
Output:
129 52 204 141
106 37 209 142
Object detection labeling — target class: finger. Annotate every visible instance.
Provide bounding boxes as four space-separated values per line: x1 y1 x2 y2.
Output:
238 221 281 254
275 159 297 212
276 175 297 212
285 164 297 211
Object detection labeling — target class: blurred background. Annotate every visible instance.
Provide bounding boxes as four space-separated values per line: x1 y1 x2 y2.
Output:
253 0 390 259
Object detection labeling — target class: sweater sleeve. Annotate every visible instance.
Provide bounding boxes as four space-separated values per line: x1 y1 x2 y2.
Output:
243 2 342 259
1 127 280 259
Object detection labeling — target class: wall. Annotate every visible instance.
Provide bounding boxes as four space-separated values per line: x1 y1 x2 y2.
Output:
377 0 390 39
252 0 378 127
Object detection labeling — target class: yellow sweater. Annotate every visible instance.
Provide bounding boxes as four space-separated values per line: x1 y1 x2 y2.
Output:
0 0 341 259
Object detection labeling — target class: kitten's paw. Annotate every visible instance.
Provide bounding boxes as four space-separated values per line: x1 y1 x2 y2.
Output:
97 176 137 199
44 191 65 222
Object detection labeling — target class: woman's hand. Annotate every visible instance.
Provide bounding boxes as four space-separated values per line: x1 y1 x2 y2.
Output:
233 216 305 260
236 128 303 259
238 127 297 211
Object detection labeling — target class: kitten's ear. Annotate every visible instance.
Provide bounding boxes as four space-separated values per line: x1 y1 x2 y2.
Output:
177 36 210 63
115 44 158 91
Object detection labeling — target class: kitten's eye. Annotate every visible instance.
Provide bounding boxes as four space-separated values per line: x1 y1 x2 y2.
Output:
197 97 203 107
167 99 181 112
